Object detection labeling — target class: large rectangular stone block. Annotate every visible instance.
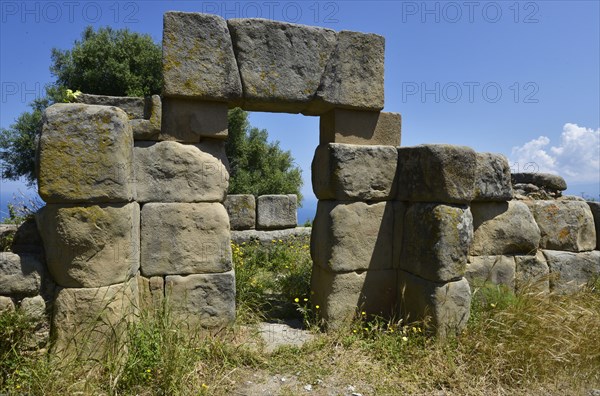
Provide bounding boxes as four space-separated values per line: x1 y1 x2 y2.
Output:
465 255 516 289
36 203 140 288
310 265 396 328
470 201 541 255
160 99 228 142
319 109 401 146
473 152 513 201
311 201 394 272
0 252 45 296
307 30 385 115
140 203 232 277
256 195 297 230
224 194 256 230
165 271 236 329
228 18 336 113
134 140 229 203
527 201 596 252
397 271 471 337
52 277 139 362
38 103 135 203
396 144 477 204
312 143 398 201
162 12 242 101
588 202 600 249
543 250 600 294
514 252 550 293
399 203 472 282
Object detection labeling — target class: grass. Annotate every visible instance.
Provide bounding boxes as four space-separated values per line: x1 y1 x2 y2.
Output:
1 239 599 395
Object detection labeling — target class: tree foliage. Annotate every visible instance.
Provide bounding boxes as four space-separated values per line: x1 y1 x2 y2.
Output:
226 108 303 200
50 26 162 97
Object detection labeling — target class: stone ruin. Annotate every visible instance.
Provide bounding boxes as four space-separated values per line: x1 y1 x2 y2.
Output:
1 12 599 359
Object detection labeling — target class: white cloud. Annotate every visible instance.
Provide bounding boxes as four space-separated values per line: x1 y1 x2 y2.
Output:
510 123 600 184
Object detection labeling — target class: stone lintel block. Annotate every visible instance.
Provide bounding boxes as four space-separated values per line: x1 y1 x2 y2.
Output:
51 278 139 362
160 98 228 142
397 271 471 337
225 194 256 230
396 144 476 204
310 265 396 328
228 18 336 114
140 203 232 277
465 255 516 290
527 200 596 252
36 202 140 288
134 140 229 203
543 250 600 294
470 201 541 256
312 143 398 201
399 203 472 282
256 195 297 230
311 201 394 272
319 109 401 146
514 252 550 294
38 103 135 203
473 152 513 201
0 252 45 296
588 202 600 249
162 12 242 101
165 271 236 329
307 30 385 115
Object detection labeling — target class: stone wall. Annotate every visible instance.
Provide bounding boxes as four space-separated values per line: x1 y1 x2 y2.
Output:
18 12 600 355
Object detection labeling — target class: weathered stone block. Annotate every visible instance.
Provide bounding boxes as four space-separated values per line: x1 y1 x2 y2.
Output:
38 103 135 203
400 203 472 282
19 295 46 321
470 201 541 255
527 201 596 252
256 195 297 230
543 250 600 294
396 144 477 204
308 30 385 114
397 271 471 337
75 93 145 119
311 201 394 272
0 296 15 312
511 172 567 191
225 194 256 230
137 275 164 311
52 278 138 361
131 94 162 140
140 203 231 277
0 252 45 296
162 12 242 101
392 201 407 272
310 265 396 328
228 18 336 113
160 99 228 142
134 140 229 203
165 271 235 329
466 255 516 289
514 252 550 293
312 143 398 201
473 152 513 201
36 202 140 288
319 109 401 146
586 202 600 249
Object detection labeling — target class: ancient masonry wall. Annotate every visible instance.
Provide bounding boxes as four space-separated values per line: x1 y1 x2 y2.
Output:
2 12 599 358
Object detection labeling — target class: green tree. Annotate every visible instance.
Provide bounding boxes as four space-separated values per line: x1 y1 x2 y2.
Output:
226 108 303 200
50 26 162 97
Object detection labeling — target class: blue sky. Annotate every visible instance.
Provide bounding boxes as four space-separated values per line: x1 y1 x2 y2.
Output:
1 1 599 221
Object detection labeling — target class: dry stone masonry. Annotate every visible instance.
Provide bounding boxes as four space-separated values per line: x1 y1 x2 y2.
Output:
9 11 597 359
